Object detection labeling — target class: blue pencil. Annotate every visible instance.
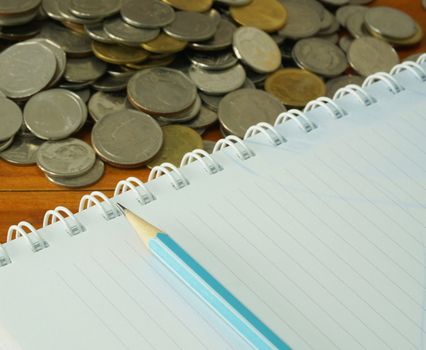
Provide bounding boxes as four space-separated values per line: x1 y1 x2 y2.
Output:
118 203 290 350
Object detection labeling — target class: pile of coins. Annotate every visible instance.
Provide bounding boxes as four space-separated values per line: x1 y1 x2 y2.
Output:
0 0 423 187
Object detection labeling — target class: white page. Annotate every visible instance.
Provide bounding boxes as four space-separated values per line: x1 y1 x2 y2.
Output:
0 208 251 350
118 67 426 350
1 64 425 350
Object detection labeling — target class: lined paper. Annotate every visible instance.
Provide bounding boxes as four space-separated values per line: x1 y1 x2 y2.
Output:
0 214 250 350
1 65 425 349
127 72 426 349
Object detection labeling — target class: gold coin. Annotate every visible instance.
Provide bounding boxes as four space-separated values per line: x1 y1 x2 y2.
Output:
142 33 187 54
62 21 85 35
162 0 212 12
230 0 287 33
126 55 176 69
92 41 150 65
265 68 326 108
147 125 203 168
368 22 423 47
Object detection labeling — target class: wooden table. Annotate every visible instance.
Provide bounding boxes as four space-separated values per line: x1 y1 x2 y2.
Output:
0 0 425 243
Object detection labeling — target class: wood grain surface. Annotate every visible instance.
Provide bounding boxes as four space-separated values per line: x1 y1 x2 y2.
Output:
0 0 425 243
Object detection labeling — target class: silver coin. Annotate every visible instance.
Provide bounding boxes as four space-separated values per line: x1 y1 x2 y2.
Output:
338 34 353 52
189 19 236 51
57 0 102 24
326 74 364 98
317 14 340 35
121 0 175 29
42 0 65 20
364 6 417 40
92 109 163 167
38 21 93 57
0 136 14 152
103 17 160 46
219 124 230 137
293 38 348 77
346 11 370 38
93 73 130 92
158 94 201 123
204 8 221 28
0 10 38 27
24 89 87 140
203 140 216 154
278 0 321 40
164 11 216 42
189 64 246 95
316 32 339 44
319 0 349 6
199 92 221 112
319 8 334 30
128 67 197 115
197 78 254 111
65 57 107 83
0 134 44 165
188 50 238 71
218 89 286 138
73 88 91 103
37 138 96 177
107 68 135 79
184 105 218 129
297 0 325 20
26 38 67 88
335 4 367 26
60 80 94 90
0 0 41 15
70 0 121 19
347 36 399 77
88 91 133 122
46 159 105 188
84 23 115 43
0 41 56 99
0 98 23 142
233 27 281 74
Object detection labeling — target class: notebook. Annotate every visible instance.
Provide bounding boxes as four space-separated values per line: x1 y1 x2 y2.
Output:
1 55 425 350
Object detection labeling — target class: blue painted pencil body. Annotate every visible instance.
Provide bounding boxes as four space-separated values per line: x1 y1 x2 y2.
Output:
150 233 290 350
118 204 290 350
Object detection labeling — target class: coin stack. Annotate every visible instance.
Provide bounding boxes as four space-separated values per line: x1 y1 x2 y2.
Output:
0 0 423 188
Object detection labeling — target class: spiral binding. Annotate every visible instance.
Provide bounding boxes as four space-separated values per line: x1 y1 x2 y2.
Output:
181 149 223 174
275 109 316 132
43 206 85 236
213 135 255 160
2 54 425 267
148 163 189 189
362 72 404 94
334 84 377 106
244 122 285 146
79 191 121 220
114 177 156 204
304 97 347 119
7 222 48 252
390 61 426 82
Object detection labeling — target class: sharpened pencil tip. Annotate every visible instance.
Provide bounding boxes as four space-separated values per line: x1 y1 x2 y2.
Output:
116 202 127 212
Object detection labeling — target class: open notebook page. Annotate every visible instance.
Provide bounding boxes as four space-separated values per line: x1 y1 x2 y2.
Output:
120 69 426 350
0 209 251 350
